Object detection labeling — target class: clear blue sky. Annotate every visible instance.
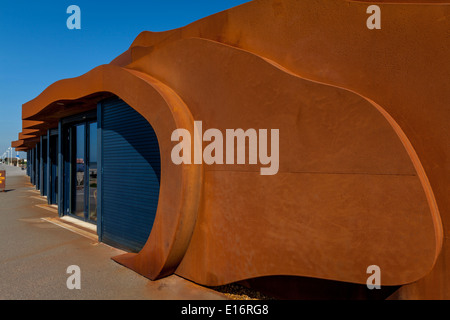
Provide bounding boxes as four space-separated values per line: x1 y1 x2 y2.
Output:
0 0 251 159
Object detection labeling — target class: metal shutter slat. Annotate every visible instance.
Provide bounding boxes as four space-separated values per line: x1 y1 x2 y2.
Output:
101 98 161 253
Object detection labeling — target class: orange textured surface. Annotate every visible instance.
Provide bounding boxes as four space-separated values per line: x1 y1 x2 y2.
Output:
13 0 450 298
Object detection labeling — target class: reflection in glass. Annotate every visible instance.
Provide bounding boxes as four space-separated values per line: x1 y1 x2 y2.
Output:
89 122 97 222
74 124 85 218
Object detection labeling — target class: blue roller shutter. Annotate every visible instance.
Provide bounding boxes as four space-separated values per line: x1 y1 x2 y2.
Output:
100 97 161 253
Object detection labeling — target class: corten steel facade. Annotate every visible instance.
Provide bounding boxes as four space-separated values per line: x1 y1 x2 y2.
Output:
11 0 450 299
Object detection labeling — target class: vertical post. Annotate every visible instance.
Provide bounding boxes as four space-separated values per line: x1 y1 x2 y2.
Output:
58 121 64 217
30 148 34 185
40 136 44 196
34 146 37 185
33 146 37 186
26 151 29 176
96 102 103 240
47 131 51 204
84 123 88 221
36 143 40 191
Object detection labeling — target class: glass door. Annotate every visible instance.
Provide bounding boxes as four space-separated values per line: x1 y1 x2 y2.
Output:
64 116 97 224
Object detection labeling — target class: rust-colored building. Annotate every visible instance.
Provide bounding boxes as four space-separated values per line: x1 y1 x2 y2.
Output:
11 0 450 299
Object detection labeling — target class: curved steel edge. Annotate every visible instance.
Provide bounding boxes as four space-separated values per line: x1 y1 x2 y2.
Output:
124 35 443 286
15 0 448 292
110 69 203 280
21 64 202 281
258 54 444 273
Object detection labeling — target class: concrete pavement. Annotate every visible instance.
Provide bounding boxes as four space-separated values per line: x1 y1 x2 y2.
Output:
0 164 228 300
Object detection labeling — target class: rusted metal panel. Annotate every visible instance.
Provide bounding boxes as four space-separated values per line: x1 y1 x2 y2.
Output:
9 0 450 299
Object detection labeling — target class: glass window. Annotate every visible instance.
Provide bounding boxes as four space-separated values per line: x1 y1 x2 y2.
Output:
73 123 85 219
88 122 97 222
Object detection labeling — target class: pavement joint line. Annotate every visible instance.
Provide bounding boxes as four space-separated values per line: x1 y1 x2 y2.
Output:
31 196 48 201
35 204 59 213
60 215 97 232
41 217 99 242
25 189 41 192
40 217 127 254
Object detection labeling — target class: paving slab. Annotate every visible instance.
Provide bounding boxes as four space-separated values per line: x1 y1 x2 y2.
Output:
0 164 227 300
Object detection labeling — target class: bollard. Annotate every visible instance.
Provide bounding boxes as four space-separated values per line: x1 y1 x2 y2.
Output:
0 170 5 192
